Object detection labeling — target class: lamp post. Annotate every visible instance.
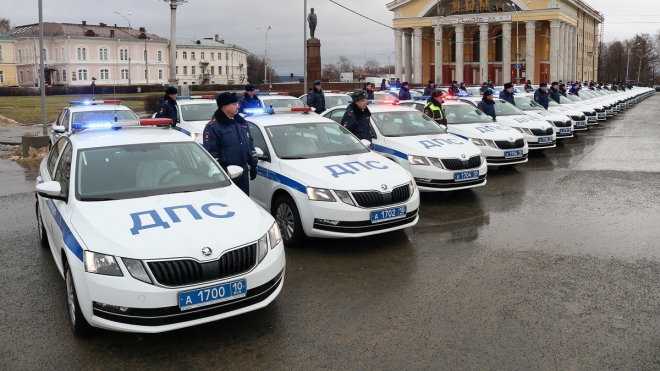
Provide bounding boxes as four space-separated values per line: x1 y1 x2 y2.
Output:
256 26 272 84
636 53 644 83
381 52 394 80
164 0 188 87
626 42 640 82
113 10 132 85
38 0 47 135
508 1 531 84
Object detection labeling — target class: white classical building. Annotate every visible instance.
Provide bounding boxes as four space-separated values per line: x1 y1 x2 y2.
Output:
175 38 249 85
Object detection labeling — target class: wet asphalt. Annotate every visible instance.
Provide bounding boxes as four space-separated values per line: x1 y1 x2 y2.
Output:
1 94 660 370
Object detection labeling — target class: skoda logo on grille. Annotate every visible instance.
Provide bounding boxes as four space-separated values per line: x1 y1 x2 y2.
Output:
201 247 212 257
381 184 388 190
509 137 513 141
461 154 466 159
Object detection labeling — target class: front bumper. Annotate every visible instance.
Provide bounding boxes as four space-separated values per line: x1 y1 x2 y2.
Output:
481 145 529 166
411 162 488 192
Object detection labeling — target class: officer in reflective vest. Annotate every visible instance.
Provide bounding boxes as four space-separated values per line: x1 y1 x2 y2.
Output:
423 91 447 126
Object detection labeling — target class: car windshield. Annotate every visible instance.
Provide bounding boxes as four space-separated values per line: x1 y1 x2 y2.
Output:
548 99 560 106
72 110 138 124
567 94 583 102
466 87 481 95
325 95 351 108
180 103 216 122
371 111 446 136
444 104 493 124
265 122 369 159
493 100 526 116
559 96 575 104
373 92 398 101
514 97 545 110
262 98 306 108
75 142 230 201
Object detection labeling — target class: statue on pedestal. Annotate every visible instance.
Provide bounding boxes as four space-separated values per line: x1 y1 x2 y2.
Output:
308 8 317 39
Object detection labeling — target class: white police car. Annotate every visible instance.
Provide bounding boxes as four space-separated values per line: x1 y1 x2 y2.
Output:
323 103 487 191
35 118 285 335
241 107 420 246
259 92 308 109
155 95 218 143
50 100 138 146
460 96 556 150
511 95 574 139
299 91 351 110
518 93 589 131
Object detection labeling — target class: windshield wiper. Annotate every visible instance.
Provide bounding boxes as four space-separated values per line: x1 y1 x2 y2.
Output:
79 197 116 201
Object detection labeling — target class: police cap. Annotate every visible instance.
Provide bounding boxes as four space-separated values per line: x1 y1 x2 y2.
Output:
245 84 256 91
352 90 368 102
216 92 239 107
539 82 548 87
165 86 178 95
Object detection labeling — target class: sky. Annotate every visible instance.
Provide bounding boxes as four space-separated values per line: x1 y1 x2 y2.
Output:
3 0 659 76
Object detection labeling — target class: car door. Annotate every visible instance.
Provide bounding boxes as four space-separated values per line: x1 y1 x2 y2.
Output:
48 139 74 271
247 122 272 209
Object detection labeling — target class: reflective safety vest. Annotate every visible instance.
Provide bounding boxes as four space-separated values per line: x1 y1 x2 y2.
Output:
424 102 446 124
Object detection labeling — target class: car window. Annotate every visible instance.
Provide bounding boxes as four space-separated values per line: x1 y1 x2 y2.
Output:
55 111 65 127
62 110 71 131
75 142 231 201
444 105 493 124
264 122 368 159
248 123 270 159
493 101 526 116
48 138 67 176
261 98 306 108
71 110 138 125
179 103 216 122
514 97 544 110
325 96 351 108
371 111 446 137
326 109 344 124
53 142 72 196
559 96 574 104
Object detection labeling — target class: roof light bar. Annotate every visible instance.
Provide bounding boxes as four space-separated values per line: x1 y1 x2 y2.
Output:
329 90 341 93
243 107 313 115
68 99 123 105
71 118 172 131
412 96 431 100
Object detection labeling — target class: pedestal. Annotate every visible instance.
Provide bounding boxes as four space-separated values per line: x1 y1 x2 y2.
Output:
306 39 322 84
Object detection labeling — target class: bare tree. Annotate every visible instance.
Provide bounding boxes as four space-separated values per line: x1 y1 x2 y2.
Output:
246 54 279 84
322 63 340 81
363 58 380 76
337 56 355 73
598 32 660 84
0 17 12 34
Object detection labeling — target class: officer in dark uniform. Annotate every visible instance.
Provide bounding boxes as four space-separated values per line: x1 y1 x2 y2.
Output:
448 80 460 95
479 82 489 95
477 89 496 121
366 83 375 100
499 82 516 106
569 83 580 96
423 80 436 96
534 82 550 109
423 91 447 126
203 92 258 196
398 82 412 100
307 80 326 114
238 84 263 113
459 82 468 94
559 83 568 97
341 90 372 141
549 81 561 104
155 86 178 127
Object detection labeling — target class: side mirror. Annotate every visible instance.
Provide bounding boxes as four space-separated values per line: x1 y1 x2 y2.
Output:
360 139 371 148
254 147 264 158
53 125 66 133
227 165 244 180
36 181 66 201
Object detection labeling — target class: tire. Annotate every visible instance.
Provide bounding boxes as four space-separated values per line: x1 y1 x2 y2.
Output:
36 202 48 248
274 196 305 247
65 261 92 337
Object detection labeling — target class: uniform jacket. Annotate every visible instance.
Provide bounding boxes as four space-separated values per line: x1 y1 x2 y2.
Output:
534 89 550 109
202 110 257 170
524 84 534 93
477 99 496 121
366 89 375 100
155 96 178 127
423 85 435 96
341 103 372 141
398 87 411 101
569 87 580 96
499 90 515 106
448 86 460 95
549 88 561 104
423 98 447 126
307 88 326 114
238 94 263 113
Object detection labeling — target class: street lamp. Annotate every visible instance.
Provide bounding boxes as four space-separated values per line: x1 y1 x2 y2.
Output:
507 1 531 84
256 26 273 84
381 52 394 80
626 42 640 82
113 10 132 85
164 0 188 87
636 53 644 83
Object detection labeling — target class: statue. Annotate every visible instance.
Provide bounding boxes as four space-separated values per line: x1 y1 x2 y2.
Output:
479 0 489 11
308 8 317 39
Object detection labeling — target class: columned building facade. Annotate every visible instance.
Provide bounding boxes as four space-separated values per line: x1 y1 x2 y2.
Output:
387 0 603 85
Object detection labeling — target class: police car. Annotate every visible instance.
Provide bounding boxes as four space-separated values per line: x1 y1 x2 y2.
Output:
35 118 285 335
258 92 308 109
323 103 487 191
563 93 605 124
240 107 420 246
50 100 139 146
460 96 557 150
511 95 574 138
554 94 598 125
298 91 351 110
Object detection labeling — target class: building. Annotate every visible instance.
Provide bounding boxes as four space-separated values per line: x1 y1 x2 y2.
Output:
387 0 603 85
7 22 170 86
176 38 249 85
0 32 18 86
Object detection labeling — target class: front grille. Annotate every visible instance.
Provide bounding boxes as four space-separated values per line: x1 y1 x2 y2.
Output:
571 115 586 121
594 108 604 113
352 184 410 208
553 121 571 127
438 155 481 170
585 112 596 117
148 244 257 287
530 128 554 136
494 138 525 149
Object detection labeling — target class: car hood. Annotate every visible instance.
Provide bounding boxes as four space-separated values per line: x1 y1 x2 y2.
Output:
70 186 273 261
497 115 552 129
446 123 524 141
277 152 412 191
382 133 482 158
522 110 570 122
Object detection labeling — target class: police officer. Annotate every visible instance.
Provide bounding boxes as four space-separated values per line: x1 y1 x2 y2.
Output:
238 84 263 113
569 83 580 96
549 81 561 104
155 86 178 127
341 90 372 141
524 80 534 93
307 80 326 114
477 89 496 121
487 80 494 89
423 91 447 126
499 82 516 106
366 82 375 100
398 82 412 100
559 83 568 97
448 80 460 95
423 80 436 96
479 82 489 95
203 92 258 196
459 82 468 94
534 82 550 109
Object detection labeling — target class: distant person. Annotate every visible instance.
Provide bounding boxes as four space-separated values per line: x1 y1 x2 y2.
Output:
569 83 580 96
394 78 401 88
448 80 460 95
534 82 549 109
479 82 489 95
238 84 263 113
477 89 496 121
341 90 372 141
423 91 447 126
423 80 436 96
366 83 375 100
559 83 568 97
398 82 412 100
155 86 178 127
307 80 326 114
487 80 494 89
459 82 468 94
380 78 387 90
524 80 534 93
549 82 561 104
499 83 515 106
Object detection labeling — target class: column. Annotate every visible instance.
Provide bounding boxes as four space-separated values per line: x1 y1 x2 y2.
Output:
570 26 576 80
525 21 536 83
502 22 512 83
413 27 423 84
549 20 561 82
394 29 403 81
404 29 412 83
434 25 443 84
558 23 565 81
563 24 570 81
455 23 464 84
479 23 489 83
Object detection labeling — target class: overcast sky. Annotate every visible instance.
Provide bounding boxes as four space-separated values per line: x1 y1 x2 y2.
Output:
4 0 659 76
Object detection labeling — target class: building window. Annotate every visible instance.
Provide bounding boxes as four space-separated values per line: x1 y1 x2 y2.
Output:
210 53 214 61
176 66 179 74
495 31 503 62
120 48 129 61
218 52 222 60
61 47 64 61
451 34 456 63
158 69 163 79
54 48 58 60
191 52 195 60
19 71 24 82
176 51 178 59
201 52 205 60
157 50 163 62
121 69 129 80
99 47 108 61
42 48 47 61
182 51 187 59
183 66 187 75
0 71 4 83
219 66 222 75
0 46 3 60
143 49 147 61
62 70 67 81
100 69 109 80
18 49 22 62
191 66 196 75
210 66 214 75
78 69 88 81
77 47 87 61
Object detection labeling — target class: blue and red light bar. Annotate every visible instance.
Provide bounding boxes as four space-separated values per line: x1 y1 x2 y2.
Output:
243 107 313 115
255 92 289 96
178 95 215 100
69 99 122 105
71 118 172 130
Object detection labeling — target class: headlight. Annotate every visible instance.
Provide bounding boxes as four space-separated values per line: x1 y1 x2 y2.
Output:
257 233 269 263
84 251 123 276
408 155 429 165
335 190 355 206
267 222 282 249
122 258 152 284
469 138 486 146
307 187 336 202
408 179 416 194
546 120 556 127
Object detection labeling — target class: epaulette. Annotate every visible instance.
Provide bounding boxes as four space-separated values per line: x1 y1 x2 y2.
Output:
207 118 217 126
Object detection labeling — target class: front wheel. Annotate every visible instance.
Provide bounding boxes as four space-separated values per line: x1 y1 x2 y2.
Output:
65 261 92 337
36 202 48 248
274 196 304 247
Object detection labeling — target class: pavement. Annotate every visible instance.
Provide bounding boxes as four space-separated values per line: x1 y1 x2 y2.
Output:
0 124 45 145
1 94 660 370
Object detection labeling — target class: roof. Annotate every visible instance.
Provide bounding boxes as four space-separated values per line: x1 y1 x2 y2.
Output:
245 112 335 127
8 22 167 41
0 32 15 41
72 127 193 149
176 38 248 53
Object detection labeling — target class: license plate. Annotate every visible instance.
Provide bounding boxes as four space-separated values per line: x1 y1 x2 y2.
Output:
371 206 407 223
575 121 586 127
504 150 523 158
559 128 571 133
538 137 553 143
597 113 605 118
179 279 247 310
588 116 597 122
606 110 613 114
454 170 479 181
